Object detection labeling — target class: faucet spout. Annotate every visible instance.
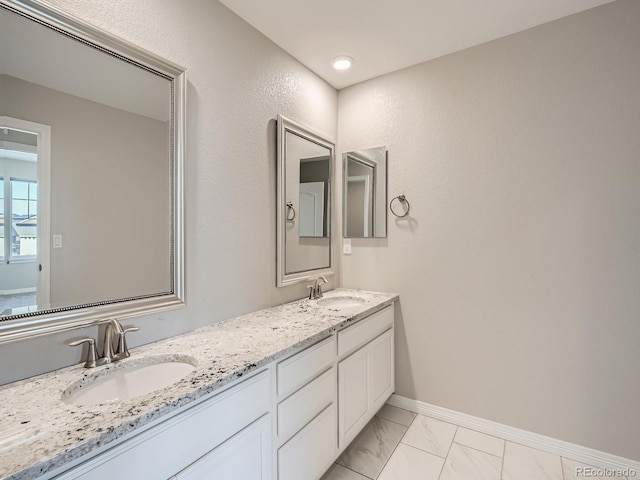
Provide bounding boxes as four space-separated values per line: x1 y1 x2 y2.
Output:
308 276 329 300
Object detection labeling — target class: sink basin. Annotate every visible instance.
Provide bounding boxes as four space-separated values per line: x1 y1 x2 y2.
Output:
63 356 196 406
317 296 365 309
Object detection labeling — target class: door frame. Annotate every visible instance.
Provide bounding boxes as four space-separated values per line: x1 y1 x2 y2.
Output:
0 116 51 309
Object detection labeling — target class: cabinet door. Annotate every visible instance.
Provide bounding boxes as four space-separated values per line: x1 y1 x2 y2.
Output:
176 415 271 480
370 329 394 412
338 345 369 446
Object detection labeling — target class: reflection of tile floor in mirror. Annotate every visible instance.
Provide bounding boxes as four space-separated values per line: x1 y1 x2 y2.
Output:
322 404 631 480
0 292 36 315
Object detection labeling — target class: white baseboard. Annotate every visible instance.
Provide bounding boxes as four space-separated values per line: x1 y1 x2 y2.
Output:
387 394 640 473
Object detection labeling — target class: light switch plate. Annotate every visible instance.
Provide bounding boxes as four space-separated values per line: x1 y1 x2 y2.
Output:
343 238 352 255
53 234 63 248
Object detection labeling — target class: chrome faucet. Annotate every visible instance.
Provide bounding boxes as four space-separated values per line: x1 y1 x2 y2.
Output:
69 319 140 368
307 276 328 300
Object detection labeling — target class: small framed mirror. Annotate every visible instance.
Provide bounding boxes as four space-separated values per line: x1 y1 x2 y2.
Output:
343 146 388 238
277 115 334 287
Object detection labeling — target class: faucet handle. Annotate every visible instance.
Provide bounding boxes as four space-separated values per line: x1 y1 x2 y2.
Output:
307 284 315 300
69 338 99 368
113 325 140 360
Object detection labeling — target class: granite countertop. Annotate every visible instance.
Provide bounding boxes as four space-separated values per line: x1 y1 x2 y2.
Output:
0 288 398 480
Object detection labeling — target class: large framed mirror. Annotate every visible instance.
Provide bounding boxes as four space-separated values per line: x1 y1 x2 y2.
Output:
343 146 388 238
277 115 334 287
0 0 185 343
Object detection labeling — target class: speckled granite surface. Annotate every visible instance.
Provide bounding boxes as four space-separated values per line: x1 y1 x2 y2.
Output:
0 288 397 480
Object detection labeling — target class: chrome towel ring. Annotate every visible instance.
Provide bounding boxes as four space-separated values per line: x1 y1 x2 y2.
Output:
389 195 410 218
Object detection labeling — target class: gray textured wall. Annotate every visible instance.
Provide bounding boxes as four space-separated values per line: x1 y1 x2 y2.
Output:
339 0 640 460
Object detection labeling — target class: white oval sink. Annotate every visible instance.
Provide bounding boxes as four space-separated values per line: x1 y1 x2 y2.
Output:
317 296 365 309
63 356 196 406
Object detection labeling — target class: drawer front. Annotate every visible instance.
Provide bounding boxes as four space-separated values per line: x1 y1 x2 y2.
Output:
338 305 393 358
56 371 270 480
277 367 336 442
175 415 271 480
277 336 335 398
278 403 337 480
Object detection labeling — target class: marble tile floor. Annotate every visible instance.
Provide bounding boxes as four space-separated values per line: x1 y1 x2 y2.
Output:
322 404 631 480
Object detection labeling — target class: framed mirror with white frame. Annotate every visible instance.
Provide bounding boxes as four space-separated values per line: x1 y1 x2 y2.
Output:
0 0 185 343
343 146 388 238
276 115 335 287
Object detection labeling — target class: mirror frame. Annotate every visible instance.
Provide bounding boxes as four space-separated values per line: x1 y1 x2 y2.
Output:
276 114 335 287
0 0 185 343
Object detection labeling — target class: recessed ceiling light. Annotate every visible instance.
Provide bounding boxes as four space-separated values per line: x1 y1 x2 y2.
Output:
332 56 353 71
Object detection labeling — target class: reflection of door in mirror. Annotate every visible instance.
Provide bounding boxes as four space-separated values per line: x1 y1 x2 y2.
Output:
346 174 372 237
299 182 324 237
0 117 51 316
299 155 330 238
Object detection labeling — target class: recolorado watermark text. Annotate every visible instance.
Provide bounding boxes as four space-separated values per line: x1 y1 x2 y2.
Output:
575 466 637 477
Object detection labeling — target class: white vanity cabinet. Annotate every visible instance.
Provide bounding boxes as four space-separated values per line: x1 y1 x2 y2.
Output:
274 336 338 480
54 371 271 480
337 305 395 449
45 300 396 480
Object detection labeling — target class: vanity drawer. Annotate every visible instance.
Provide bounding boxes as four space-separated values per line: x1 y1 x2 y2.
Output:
338 305 393 358
277 403 337 480
276 336 335 398
277 367 336 442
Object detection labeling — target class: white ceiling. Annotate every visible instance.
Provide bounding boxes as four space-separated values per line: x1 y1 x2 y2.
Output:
219 0 615 89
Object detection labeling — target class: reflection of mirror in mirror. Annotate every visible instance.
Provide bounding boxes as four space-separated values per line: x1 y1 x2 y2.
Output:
277 115 334 287
343 147 388 238
0 3 179 323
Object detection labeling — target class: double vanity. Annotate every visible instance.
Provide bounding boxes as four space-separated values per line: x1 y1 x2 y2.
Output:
0 289 397 480
0 3 397 479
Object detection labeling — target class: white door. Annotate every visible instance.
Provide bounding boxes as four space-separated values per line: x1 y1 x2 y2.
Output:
298 181 325 237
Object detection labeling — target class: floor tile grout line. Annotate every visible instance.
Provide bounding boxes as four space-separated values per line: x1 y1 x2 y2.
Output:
342 463 374 480
436 425 458 480
451 440 503 459
374 412 416 429
373 436 404 479
373 417 414 479
452 421 509 443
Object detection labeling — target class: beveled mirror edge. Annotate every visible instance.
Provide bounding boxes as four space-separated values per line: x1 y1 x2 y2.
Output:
0 0 186 344
342 146 389 239
276 114 336 287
